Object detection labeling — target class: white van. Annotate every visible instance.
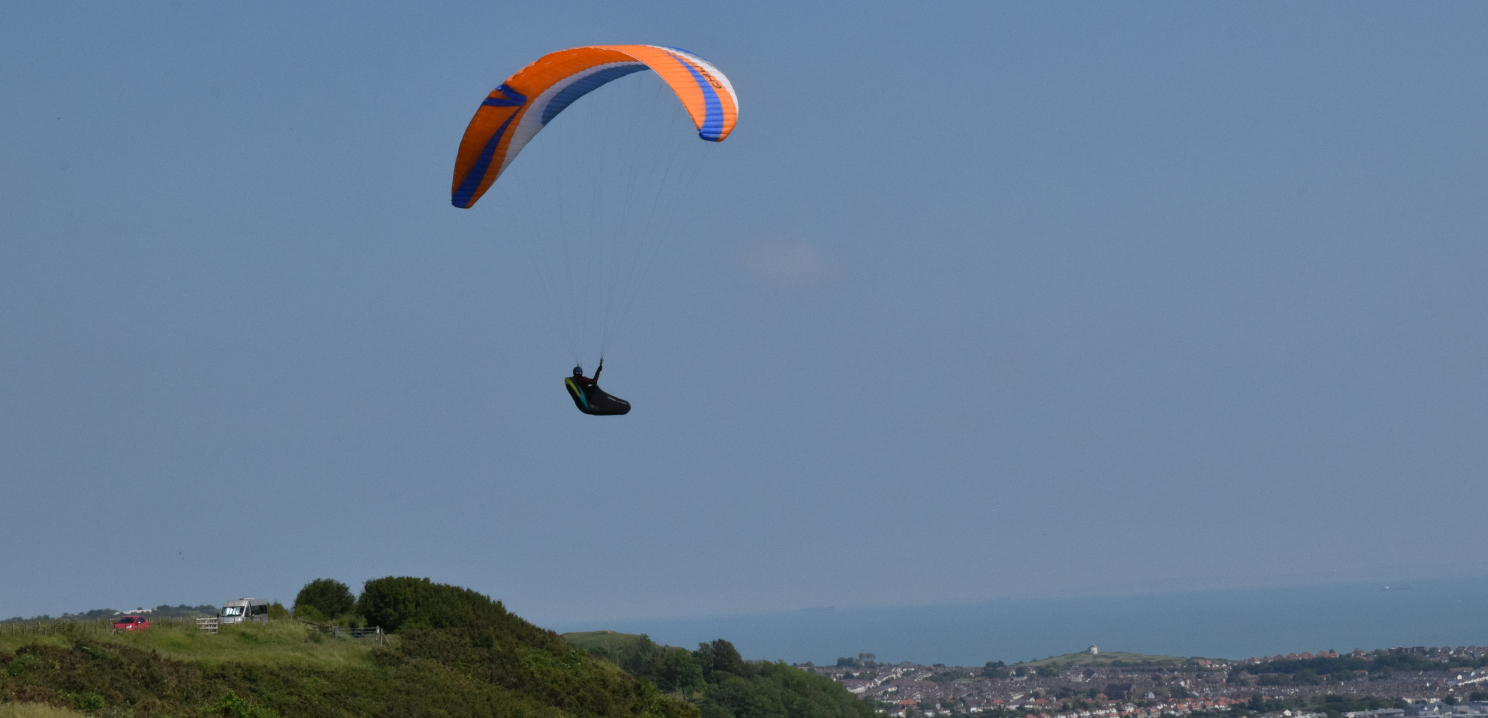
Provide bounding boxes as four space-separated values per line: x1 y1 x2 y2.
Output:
220 598 270 624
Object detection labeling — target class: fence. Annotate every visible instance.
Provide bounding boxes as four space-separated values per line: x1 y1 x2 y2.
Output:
1 616 210 638
3 616 383 644
335 626 384 644
298 620 385 645
2 618 112 638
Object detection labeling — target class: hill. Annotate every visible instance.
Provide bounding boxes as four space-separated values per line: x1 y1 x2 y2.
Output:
1020 651 1203 668
1 580 875 718
0 578 696 718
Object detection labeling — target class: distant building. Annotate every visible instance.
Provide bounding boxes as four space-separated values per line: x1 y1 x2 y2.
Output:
1089 646 1099 655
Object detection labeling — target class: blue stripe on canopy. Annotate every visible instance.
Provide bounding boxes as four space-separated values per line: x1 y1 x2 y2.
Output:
541 64 649 125
452 110 518 208
666 55 724 141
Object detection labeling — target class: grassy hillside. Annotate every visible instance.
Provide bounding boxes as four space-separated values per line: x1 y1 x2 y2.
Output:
1 620 379 669
1 581 871 718
1020 651 1200 668
0 578 697 718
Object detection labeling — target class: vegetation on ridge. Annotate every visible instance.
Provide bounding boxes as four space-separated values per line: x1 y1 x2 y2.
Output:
0 577 699 718
566 631 876 718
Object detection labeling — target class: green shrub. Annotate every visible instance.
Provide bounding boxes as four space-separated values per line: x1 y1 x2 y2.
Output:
68 693 104 712
293 579 354 619
210 691 282 718
7 653 39 677
292 604 324 623
696 640 746 682
356 577 545 642
581 635 874 718
570 633 705 693
695 658 874 718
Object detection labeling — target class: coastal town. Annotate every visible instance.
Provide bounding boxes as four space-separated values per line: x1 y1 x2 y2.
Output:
801 646 1488 718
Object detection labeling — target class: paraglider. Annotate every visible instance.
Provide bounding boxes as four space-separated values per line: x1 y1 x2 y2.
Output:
450 45 739 416
565 360 631 416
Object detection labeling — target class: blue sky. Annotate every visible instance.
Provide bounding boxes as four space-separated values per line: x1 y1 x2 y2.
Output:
3 1 1487 626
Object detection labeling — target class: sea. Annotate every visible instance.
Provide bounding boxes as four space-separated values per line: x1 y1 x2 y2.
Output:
550 576 1488 666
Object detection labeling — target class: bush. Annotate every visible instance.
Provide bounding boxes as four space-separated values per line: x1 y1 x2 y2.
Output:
293 579 354 619
210 690 283 718
69 692 105 711
696 640 745 682
695 657 876 718
355 576 541 641
7 653 39 677
576 633 705 693
292 604 324 623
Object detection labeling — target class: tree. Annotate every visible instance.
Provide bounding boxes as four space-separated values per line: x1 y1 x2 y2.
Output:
294 578 354 620
695 640 746 682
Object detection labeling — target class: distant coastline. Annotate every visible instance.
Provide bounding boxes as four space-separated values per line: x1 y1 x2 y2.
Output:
552 576 1488 665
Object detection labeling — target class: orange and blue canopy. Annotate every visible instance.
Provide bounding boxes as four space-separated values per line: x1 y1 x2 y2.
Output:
452 45 739 209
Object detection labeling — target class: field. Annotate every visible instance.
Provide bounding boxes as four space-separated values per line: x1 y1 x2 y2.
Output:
0 618 382 669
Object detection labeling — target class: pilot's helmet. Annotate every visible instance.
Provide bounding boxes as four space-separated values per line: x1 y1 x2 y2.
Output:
572 366 583 377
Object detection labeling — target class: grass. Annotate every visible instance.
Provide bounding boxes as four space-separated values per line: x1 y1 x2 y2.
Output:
0 619 382 669
0 704 86 718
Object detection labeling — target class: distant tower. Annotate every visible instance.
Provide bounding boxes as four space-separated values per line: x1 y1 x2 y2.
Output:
1088 646 1099 655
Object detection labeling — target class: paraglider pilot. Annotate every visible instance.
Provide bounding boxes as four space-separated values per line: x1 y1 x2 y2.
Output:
565 359 630 416
571 359 602 387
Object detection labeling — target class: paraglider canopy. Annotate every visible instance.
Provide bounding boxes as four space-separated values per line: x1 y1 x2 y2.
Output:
452 45 739 209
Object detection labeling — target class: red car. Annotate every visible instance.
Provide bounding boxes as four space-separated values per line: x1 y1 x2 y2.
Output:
112 615 149 631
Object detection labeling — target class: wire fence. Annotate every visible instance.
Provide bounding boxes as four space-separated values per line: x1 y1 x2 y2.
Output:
297 619 385 644
2 616 280 637
0 617 194 638
1 617 118 638
2 615 384 643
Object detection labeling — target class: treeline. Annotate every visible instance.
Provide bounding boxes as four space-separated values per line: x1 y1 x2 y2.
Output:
573 633 876 718
1235 652 1488 683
